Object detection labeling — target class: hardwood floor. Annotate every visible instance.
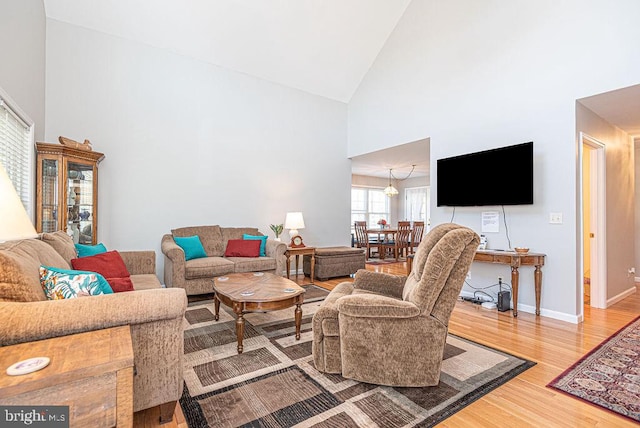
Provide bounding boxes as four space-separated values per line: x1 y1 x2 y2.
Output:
135 261 640 427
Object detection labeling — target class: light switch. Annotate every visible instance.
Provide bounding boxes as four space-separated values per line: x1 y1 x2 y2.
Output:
549 212 563 224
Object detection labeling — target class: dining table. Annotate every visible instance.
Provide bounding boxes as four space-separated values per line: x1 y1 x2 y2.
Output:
365 227 401 259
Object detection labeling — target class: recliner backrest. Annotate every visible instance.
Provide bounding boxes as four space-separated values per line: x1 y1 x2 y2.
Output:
402 224 479 323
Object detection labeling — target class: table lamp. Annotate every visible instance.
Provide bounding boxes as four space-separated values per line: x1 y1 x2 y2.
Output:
285 212 306 248
284 212 305 237
0 163 38 242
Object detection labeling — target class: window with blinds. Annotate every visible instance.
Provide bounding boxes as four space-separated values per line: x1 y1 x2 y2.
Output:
0 93 34 214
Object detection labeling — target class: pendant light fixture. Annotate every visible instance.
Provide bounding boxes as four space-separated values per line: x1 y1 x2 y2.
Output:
383 165 416 197
383 169 399 197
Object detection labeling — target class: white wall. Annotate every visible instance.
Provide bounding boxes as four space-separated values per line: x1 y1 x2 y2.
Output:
348 0 640 321
0 0 45 140
44 19 351 278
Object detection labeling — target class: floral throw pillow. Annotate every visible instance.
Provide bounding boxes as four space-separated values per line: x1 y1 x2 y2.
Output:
39 266 113 300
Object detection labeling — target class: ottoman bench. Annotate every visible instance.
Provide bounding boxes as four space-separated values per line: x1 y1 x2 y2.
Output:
303 246 365 281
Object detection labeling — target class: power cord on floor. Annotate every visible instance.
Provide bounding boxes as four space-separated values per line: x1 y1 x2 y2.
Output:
461 279 513 305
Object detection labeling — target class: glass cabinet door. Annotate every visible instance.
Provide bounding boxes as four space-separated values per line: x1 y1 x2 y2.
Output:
36 142 104 244
66 161 95 244
40 158 59 233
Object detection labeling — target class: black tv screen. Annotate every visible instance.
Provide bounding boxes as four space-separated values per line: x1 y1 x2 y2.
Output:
437 142 533 206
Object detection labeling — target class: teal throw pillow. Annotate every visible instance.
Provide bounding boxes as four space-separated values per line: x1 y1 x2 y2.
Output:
39 265 114 300
243 234 267 257
174 235 208 261
75 242 108 258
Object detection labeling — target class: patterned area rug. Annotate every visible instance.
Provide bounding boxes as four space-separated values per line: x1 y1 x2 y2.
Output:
548 315 640 423
180 285 535 428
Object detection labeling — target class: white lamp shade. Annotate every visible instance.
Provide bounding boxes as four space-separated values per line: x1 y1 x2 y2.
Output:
284 212 305 237
0 163 38 242
384 184 399 197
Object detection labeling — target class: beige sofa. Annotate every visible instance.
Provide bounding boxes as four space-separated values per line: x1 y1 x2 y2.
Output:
161 225 287 295
0 231 187 424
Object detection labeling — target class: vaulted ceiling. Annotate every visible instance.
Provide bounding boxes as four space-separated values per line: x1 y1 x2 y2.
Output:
43 0 411 103
41 1 640 180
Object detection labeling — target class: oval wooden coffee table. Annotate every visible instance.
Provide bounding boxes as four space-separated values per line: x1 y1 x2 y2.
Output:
212 272 305 354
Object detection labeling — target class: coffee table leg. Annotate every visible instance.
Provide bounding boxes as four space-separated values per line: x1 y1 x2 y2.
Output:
213 293 220 321
236 312 245 354
294 303 302 340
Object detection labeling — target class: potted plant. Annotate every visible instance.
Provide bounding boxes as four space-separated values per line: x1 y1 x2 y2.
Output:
377 219 387 229
270 224 284 241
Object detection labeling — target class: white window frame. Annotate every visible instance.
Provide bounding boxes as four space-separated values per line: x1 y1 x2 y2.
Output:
351 186 390 231
0 87 34 217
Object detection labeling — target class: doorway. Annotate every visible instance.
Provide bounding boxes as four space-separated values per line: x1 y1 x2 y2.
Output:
580 132 606 309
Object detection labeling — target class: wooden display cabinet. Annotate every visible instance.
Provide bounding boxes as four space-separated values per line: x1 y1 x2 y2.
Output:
35 142 105 244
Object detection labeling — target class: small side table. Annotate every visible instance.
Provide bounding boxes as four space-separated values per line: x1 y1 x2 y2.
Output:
285 246 316 283
0 326 134 427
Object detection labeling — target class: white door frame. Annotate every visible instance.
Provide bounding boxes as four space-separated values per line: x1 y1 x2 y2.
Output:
579 132 607 309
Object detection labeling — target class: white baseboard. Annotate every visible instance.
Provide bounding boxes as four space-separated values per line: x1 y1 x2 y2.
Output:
607 285 637 307
459 291 581 323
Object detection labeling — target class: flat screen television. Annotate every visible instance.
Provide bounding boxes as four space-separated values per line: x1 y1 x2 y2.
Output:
437 141 533 207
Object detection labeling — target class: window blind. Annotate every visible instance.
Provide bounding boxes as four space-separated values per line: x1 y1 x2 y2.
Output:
0 96 33 213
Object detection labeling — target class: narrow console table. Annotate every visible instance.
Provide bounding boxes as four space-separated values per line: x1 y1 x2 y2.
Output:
473 249 546 317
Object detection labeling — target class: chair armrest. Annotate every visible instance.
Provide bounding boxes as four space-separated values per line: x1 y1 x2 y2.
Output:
352 269 406 299
119 250 156 275
336 293 420 318
0 288 187 346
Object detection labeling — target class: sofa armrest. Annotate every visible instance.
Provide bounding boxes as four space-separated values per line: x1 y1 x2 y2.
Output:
120 250 156 275
336 293 420 318
161 234 185 261
0 288 187 346
265 239 287 276
265 239 286 257
352 269 406 299
161 234 186 288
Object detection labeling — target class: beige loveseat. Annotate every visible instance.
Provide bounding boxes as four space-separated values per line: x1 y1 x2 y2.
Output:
161 225 287 295
0 231 187 424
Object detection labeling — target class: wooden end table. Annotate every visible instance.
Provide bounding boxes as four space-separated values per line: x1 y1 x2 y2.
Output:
285 246 316 282
0 326 134 427
213 272 305 354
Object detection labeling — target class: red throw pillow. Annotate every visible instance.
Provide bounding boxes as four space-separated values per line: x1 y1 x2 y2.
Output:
71 250 134 292
224 239 261 257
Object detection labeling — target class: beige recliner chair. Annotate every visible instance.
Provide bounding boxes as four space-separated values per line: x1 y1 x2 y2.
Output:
312 223 479 387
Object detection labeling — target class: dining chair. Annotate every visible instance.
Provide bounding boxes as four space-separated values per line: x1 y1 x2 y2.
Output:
354 221 379 259
381 221 411 260
410 221 425 254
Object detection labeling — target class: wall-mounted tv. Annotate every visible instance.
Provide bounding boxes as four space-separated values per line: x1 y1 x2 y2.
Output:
437 141 533 207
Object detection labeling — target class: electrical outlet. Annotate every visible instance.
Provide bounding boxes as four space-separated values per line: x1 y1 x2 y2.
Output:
628 267 635 276
549 212 563 224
